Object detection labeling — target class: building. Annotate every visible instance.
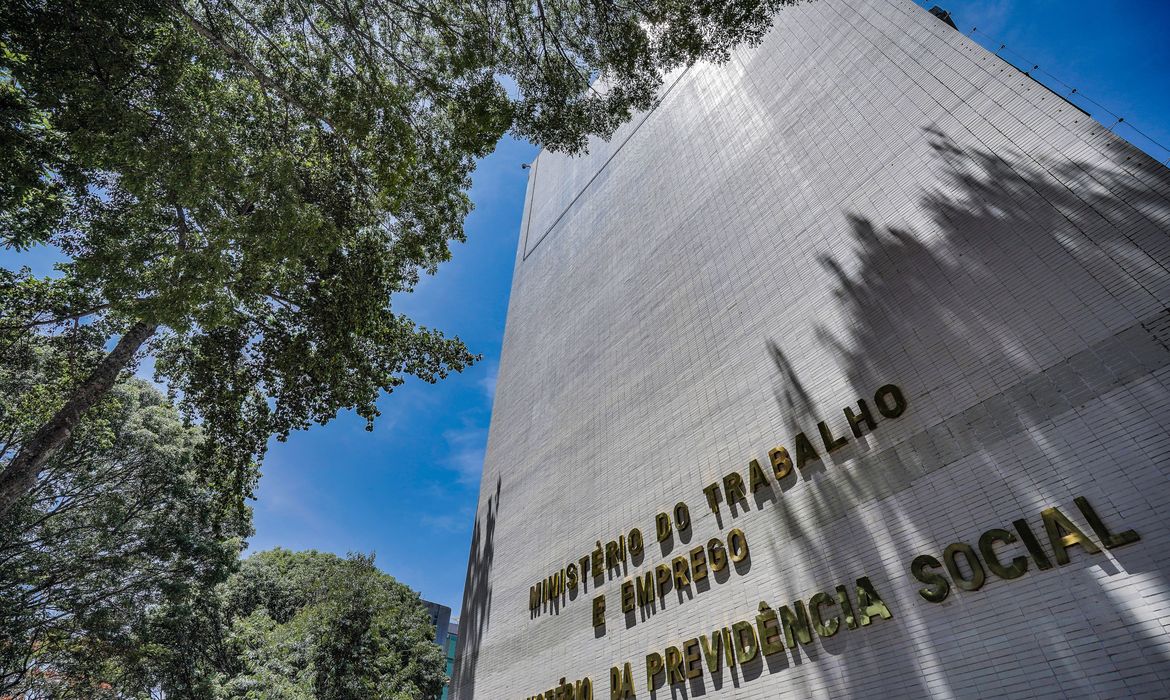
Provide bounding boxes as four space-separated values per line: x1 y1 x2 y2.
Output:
422 599 452 648
442 621 459 700
423 601 458 700
453 1 1170 698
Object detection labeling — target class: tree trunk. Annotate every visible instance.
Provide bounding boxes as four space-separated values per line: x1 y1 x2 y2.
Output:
0 321 157 517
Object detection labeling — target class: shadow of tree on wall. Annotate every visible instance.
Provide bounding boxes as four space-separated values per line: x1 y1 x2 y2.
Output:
757 128 1170 697
451 477 499 700
821 127 1170 399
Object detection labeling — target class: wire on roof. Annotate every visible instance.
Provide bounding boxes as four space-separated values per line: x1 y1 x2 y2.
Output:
968 25 1170 166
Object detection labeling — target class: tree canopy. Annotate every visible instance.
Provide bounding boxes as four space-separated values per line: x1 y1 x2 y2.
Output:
0 370 250 698
215 549 447 700
0 323 438 697
0 0 796 511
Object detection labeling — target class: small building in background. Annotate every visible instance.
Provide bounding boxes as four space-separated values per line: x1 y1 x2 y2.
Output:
441 620 458 700
422 600 458 700
420 599 451 647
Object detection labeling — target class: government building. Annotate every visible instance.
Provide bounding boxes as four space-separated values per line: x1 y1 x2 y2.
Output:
453 0 1170 697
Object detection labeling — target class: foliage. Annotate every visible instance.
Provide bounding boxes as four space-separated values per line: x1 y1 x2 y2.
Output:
0 366 251 697
0 0 798 512
215 549 447 700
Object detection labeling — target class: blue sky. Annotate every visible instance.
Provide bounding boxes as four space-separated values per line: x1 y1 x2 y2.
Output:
0 136 538 616
246 135 538 614
3 1 1168 618
917 0 1170 160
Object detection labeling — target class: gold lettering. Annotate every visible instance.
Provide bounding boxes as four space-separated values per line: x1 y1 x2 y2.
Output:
778 601 813 647
664 646 684 684
1013 518 1053 570
910 554 950 603
732 620 758 663
1042 506 1101 565
1075 496 1140 549
722 627 735 667
874 383 907 418
645 653 663 692
809 591 839 637
655 512 672 542
620 579 635 613
818 420 848 452
672 556 690 589
628 529 644 558
610 664 633 700
708 538 728 572
605 541 621 570
756 602 784 655
700 632 723 673
690 546 708 582
843 399 877 437
723 472 748 508
655 563 672 596
943 542 985 592
769 446 793 480
635 570 655 607
702 483 722 517
592 594 606 628
748 458 770 493
682 638 702 679
728 528 749 563
978 528 1028 580
794 432 820 470
855 576 893 625
836 584 857 629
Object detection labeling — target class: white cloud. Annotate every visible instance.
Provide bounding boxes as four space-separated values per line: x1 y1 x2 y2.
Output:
478 361 499 403
953 0 1012 38
421 508 474 534
444 425 487 487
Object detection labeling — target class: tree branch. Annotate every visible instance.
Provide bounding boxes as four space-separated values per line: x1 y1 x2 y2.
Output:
0 304 111 331
0 321 157 516
167 0 337 131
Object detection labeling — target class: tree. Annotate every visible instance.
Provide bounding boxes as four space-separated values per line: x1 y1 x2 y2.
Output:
214 549 447 699
0 370 251 698
0 0 797 514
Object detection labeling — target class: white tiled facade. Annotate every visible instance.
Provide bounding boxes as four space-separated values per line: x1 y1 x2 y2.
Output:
453 1 1170 698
